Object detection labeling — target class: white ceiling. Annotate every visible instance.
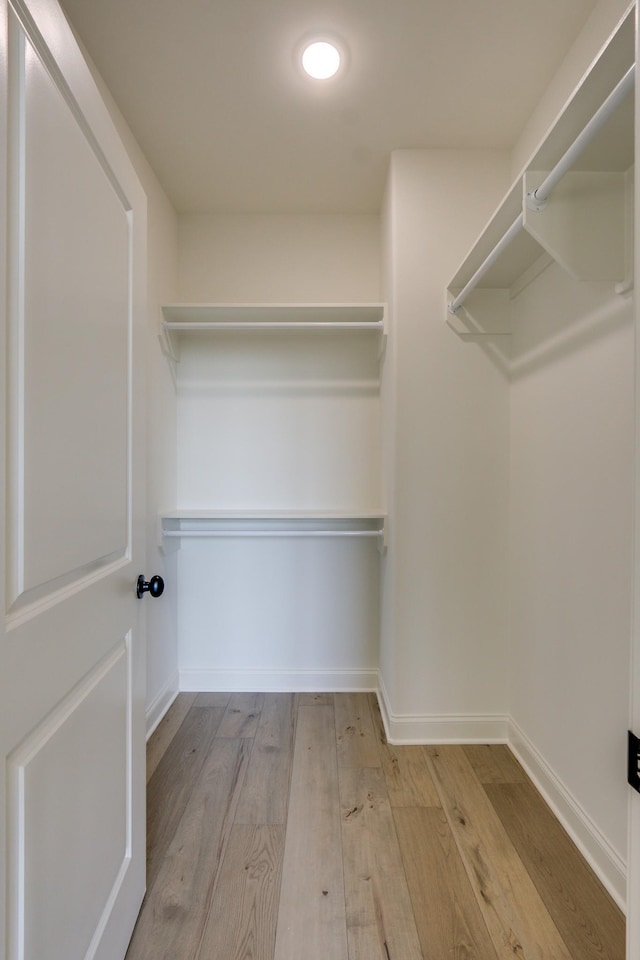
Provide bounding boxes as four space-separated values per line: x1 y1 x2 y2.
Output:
59 0 598 214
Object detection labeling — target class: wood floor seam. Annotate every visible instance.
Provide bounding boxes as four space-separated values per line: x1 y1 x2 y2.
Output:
424 745 575 960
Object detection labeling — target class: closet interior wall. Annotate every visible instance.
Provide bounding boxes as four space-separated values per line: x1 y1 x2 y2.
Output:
508 260 632 895
379 149 512 736
440 0 634 907
505 0 634 904
173 214 384 692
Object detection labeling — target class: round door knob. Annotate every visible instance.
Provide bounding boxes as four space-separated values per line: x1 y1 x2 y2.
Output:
136 574 165 599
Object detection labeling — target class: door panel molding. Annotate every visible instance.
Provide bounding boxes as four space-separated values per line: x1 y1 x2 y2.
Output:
6 635 133 960
5 10 134 615
5 551 131 630
8 0 133 211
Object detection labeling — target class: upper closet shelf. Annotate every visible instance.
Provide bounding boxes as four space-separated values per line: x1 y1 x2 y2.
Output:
160 510 388 551
160 302 387 361
447 5 635 337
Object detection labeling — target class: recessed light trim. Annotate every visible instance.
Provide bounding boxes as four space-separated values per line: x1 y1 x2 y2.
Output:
301 40 342 80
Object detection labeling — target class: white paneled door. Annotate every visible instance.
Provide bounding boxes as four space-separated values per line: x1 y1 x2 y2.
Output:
0 2 147 959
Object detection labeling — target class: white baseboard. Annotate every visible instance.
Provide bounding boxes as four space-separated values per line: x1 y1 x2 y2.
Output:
179 667 378 693
376 679 626 910
145 672 180 740
508 718 626 912
376 677 509 744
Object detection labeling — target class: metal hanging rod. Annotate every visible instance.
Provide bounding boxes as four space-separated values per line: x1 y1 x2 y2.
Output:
448 213 524 315
527 64 635 210
448 63 635 315
163 321 384 332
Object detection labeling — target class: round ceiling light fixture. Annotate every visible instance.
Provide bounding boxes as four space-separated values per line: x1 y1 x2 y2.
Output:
301 40 342 80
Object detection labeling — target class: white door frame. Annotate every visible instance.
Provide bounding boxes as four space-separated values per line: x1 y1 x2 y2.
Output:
628 4 640 957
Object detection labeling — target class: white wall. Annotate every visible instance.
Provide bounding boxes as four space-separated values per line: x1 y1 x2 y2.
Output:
380 149 511 739
178 213 380 302
177 333 381 511
175 213 382 691
508 263 633 894
504 0 633 906
379 174 398 704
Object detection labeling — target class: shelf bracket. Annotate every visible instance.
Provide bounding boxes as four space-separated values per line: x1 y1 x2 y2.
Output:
523 171 626 283
378 306 389 361
158 324 180 388
376 517 388 554
158 321 177 361
159 516 181 553
446 289 511 337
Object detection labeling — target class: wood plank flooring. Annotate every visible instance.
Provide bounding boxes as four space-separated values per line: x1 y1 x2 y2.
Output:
127 692 624 960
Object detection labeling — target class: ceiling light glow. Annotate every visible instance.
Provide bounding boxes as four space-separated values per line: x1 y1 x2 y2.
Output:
301 41 341 80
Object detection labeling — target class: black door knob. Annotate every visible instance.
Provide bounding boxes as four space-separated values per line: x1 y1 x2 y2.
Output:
136 575 165 599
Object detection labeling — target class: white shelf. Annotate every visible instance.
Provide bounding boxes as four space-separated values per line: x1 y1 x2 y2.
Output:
162 509 386 519
160 302 387 361
160 510 388 550
447 6 635 337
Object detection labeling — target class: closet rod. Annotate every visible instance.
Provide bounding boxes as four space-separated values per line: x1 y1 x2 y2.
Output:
528 64 635 209
448 214 524 314
163 321 383 331
448 62 635 315
163 530 382 539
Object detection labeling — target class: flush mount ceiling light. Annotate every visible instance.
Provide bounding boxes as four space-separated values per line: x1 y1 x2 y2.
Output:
301 40 342 80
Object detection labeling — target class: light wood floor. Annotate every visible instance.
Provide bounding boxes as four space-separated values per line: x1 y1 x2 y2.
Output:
126 692 624 960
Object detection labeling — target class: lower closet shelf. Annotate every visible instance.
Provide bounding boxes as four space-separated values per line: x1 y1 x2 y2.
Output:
160 511 388 549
